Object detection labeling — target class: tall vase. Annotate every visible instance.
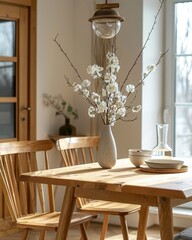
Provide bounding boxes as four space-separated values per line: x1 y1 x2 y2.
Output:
98 125 117 169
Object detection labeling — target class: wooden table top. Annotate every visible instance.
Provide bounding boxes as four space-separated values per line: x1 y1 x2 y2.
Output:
20 158 192 199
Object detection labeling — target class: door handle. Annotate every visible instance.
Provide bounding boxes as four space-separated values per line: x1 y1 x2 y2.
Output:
21 106 31 111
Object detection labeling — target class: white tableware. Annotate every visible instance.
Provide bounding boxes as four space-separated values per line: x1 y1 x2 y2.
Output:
129 149 152 167
140 164 188 173
145 158 184 169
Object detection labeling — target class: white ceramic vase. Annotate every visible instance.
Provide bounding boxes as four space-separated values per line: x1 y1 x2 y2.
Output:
98 125 117 169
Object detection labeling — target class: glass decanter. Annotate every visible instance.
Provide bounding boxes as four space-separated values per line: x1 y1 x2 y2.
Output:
152 124 172 157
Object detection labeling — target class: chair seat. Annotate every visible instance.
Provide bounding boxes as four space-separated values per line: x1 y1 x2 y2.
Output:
174 227 192 240
16 211 97 231
79 200 140 215
56 136 143 239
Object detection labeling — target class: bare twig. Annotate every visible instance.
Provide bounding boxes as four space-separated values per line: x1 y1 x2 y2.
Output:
53 34 84 82
120 0 165 91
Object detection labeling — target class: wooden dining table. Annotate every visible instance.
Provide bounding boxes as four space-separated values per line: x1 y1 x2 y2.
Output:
20 158 192 240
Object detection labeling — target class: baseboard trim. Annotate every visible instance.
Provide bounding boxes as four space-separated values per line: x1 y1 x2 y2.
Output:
93 207 192 229
150 207 192 228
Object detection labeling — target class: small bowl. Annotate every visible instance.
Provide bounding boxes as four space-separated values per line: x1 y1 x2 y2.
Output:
129 149 152 167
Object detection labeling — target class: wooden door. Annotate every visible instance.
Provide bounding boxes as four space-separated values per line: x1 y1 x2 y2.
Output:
0 0 36 142
0 0 36 235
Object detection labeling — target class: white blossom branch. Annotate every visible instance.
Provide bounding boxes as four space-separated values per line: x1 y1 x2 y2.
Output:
135 49 168 89
120 0 166 91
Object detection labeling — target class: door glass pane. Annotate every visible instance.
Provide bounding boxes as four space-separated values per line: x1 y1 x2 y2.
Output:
175 2 192 55
0 20 16 57
0 103 15 138
176 56 192 103
0 62 16 97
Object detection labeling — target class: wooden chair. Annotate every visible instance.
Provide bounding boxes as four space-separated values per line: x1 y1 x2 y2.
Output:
56 136 143 240
0 140 97 240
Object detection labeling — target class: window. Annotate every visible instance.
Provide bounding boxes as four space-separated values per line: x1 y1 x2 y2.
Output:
174 1 192 156
165 0 192 210
166 0 192 157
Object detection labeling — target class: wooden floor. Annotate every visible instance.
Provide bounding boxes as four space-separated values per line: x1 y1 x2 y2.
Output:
0 222 182 240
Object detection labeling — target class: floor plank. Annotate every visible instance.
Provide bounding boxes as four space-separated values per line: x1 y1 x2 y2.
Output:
0 223 183 240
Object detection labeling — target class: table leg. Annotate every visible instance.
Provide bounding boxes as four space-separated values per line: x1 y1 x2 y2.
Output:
157 197 174 240
137 205 149 240
56 186 76 240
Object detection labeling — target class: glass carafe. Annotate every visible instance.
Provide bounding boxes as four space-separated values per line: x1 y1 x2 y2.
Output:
152 124 172 157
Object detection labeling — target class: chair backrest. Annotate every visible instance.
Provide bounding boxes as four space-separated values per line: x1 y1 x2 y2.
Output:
0 140 54 222
56 136 99 208
56 136 99 167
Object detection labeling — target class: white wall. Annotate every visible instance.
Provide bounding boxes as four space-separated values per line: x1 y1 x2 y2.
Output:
37 0 76 139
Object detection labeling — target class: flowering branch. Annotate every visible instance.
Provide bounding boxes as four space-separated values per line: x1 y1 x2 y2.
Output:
120 0 166 91
53 0 167 126
135 50 168 89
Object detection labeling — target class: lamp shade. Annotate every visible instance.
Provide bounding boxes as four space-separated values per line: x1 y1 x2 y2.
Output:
89 8 124 39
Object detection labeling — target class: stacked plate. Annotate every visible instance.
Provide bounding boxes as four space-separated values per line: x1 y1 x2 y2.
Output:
145 158 184 169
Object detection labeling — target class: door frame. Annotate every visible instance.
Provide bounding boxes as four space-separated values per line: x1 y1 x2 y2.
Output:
0 0 37 140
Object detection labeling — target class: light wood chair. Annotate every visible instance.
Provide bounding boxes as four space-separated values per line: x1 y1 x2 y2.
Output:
56 136 144 240
0 140 97 240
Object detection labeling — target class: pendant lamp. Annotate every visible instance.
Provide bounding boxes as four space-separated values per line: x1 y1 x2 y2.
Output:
89 0 125 39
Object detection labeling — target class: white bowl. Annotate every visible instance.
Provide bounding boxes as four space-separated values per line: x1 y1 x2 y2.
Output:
129 149 152 167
